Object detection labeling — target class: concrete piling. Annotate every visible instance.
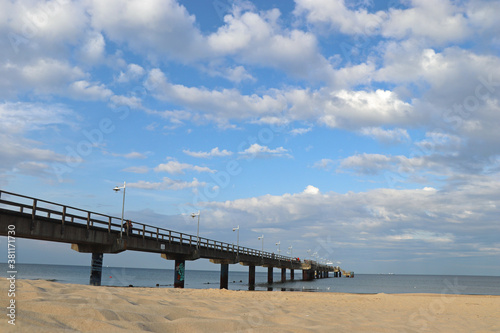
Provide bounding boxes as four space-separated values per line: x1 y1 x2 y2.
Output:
90 252 103 286
249 265 256 290
220 263 229 289
174 259 185 288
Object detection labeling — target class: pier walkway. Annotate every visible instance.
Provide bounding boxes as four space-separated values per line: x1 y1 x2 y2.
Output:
0 190 335 288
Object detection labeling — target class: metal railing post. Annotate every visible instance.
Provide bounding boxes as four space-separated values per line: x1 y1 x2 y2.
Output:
32 199 37 221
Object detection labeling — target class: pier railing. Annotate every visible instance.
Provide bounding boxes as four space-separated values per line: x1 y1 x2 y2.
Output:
0 190 294 262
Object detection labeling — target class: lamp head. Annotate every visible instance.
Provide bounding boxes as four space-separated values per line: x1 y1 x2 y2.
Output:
190 213 196 218
113 186 120 192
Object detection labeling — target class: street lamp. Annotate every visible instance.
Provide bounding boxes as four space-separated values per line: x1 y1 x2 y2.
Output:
191 210 200 249
287 245 293 258
232 225 239 260
258 235 264 256
275 241 281 255
113 181 126 239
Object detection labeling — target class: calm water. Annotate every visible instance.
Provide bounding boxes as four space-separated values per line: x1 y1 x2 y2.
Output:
1 263 499 295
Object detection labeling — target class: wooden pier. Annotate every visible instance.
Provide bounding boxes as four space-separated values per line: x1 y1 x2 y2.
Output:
0 190 335 288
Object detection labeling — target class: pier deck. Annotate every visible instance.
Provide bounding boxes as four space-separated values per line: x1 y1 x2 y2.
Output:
0 190 334 288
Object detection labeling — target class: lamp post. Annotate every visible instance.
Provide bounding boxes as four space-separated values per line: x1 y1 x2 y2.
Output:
191 211 200 249
232 225 239 260
276 241 281 256
258 235 264 257
113 181 126 239
287 245 293 258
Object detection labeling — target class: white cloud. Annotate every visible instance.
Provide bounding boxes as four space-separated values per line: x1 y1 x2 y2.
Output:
0 102 72 178
312 159 335 171
385 230 454 243
128 177 206 190
109 151 148 159
116 64 145 83
359 127 410 143
303 185 320 195
290 127 312 136
239 144 291 158
154 160 215 174
199 177 500 265
0 59 86 97
183 147 233 158
294 0 387 36
146 68 421 129
145 68 286 126
68 80 113 101
79 31 106 64
208 7 335 81
122 166 149 174
87 0 206 62
204 64 255 83
295 0 469 46
313 89 417 129
381 0 469 45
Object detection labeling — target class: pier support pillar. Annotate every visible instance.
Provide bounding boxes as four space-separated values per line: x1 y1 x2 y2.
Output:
267 267 273 284
326 271 329 278
281 268 286 283
248 265 255 290
290 269 294 281
302 269 314 281
220 263 229 289
90 252 103 286
174 259 185 288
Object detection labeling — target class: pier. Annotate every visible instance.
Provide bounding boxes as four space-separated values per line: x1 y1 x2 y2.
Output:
0 190 335 288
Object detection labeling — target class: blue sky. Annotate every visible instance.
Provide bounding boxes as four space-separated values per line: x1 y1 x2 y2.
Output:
1 0 500 275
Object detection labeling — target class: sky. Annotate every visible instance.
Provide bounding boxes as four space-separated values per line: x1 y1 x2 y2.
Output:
1 0 500 276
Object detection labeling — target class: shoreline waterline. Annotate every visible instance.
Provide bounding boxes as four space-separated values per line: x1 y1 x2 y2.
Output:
1 263 499 295
1 278 499 332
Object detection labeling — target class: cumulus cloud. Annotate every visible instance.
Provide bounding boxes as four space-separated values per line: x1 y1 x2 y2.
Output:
199 178 500 270
239 144 291 158
208 7 336 82
359 127 410 144
183 147 233 158
290 127 312 136
116 64 146 83
68 80 113 101
295 0 469 46
145 68 287 126
87 0 206 62
154 160 215 174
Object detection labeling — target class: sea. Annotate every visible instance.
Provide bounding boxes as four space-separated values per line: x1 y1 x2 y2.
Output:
1 263 499 295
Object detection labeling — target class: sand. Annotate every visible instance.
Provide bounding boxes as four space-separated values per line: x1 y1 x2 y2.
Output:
1 279 499 332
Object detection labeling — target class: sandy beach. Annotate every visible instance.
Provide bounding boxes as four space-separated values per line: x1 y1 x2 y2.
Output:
1 279 499 332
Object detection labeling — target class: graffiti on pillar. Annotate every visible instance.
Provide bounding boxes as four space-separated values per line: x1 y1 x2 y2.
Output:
176 263 185 282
